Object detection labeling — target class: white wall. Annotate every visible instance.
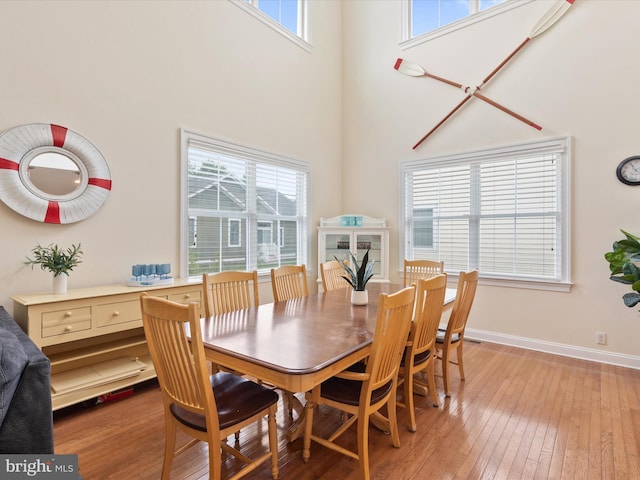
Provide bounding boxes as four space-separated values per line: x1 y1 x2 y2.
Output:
0 0 343 309
2 0 639 366
342 0 640 364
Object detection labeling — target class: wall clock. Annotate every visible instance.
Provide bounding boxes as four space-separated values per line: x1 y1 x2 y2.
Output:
616 156 640 186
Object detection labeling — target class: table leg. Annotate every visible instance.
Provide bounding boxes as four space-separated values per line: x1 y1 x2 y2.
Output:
370 411 390 434
285 392 307 442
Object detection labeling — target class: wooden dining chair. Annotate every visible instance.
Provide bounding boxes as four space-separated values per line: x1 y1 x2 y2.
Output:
270 264 309 302
139 293 279 480
435 269 478 396
270 264 310 417
320 260 347 292
397 274 447 432
403 259 444 287
302 286 416 480
202 270 259 317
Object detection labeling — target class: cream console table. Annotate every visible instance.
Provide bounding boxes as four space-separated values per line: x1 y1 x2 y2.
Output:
11 278 202 410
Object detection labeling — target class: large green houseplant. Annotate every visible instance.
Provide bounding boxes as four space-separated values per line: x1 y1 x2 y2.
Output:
604 230 640 308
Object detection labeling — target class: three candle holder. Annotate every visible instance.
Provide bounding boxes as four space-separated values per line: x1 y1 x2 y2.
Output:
127 263 174 287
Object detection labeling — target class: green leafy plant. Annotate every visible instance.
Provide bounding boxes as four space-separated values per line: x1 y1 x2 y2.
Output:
604 230 640 308
25 243 83 277
335 249 375 291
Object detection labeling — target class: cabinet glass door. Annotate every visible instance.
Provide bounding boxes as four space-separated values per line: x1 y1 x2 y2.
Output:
324 233 351 263
354 233 383 276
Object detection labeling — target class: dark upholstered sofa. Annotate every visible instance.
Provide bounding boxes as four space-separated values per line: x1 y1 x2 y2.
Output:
0 306 53 453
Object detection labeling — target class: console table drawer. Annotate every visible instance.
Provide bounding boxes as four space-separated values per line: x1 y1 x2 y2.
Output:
95 300 141 329
167 290 201 306
42 307 92 338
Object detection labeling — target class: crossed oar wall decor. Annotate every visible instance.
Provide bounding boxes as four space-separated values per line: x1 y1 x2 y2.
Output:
397 0 575 150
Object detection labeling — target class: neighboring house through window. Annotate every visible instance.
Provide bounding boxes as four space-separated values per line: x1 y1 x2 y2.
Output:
401 136 571 292
181 129 309 278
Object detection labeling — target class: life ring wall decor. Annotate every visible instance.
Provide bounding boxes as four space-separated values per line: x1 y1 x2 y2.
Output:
0 123 112 224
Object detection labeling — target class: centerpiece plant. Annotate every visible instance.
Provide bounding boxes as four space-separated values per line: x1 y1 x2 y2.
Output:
335 249 375 305
604 230 640 308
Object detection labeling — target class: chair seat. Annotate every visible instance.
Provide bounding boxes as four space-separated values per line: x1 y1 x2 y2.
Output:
436 330 461 344
171 372 279 431
320 376 393 407
401 348 432 367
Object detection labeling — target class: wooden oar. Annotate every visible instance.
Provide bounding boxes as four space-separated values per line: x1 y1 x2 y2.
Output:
481 0 575 87
412 0 575 149
395 58 541 132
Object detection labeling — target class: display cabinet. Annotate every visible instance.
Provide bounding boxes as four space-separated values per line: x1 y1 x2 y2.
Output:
318 215 389 285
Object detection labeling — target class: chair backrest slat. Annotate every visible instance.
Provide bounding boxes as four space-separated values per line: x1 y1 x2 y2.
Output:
365 286 416 394
140 293 220 433
412 274 447 356
446 270 479 337
271 265 309 302
203 270 259 317
320 260 347 292
403 259 444 287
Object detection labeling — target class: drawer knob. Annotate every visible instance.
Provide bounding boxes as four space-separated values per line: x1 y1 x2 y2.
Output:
113 311 120 316
64 311 73 317
184 294 191 299
64 325 73 332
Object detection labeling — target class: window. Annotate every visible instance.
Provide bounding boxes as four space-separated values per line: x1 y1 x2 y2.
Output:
181 129 309 278
232 0 310 51
228 219 241 247
252 0 299 33
401 0 531 48
401 137 571 291
413 207 434 249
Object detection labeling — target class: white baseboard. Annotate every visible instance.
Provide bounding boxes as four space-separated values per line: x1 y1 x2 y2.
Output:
465 328 640 370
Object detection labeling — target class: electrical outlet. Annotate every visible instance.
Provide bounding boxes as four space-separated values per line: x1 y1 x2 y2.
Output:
596 332 607 345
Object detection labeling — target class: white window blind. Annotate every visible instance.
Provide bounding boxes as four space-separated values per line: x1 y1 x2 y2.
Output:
181 129 309 278
401 137 571 290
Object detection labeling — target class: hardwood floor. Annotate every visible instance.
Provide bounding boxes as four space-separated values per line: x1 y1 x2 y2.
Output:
53 340 640 479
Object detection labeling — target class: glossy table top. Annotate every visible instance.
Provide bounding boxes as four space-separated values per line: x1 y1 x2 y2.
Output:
199 283 456 393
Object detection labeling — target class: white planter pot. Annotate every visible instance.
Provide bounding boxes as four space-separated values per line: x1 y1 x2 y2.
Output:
350 289 368 306
53 274 68 294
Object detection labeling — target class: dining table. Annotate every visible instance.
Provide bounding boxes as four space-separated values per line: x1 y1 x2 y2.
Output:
198 282 456 441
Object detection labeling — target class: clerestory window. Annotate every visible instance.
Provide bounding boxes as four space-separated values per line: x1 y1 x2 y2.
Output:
401 0 531 48
232 0 310 51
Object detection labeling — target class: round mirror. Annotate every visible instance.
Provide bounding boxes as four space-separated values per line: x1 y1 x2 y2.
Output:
0 124 111 224
28 152 82 196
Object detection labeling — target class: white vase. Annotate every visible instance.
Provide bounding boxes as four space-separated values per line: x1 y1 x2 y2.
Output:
53 274 68 294
350 289 368 305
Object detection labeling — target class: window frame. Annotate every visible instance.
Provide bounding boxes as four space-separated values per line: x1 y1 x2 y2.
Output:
400 0 533 50
399 136 572 292
228 218 242 248
230 0 311 52
180 128 310 279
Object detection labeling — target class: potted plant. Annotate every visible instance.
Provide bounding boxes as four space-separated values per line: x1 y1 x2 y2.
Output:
25 243 83 294
335 249 376 305
604 230 640 308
